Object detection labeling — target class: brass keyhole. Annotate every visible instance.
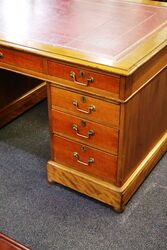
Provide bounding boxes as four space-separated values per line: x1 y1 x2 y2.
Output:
81 145 87 152
81 96 86 103
81 120 86 127
79 71 85 77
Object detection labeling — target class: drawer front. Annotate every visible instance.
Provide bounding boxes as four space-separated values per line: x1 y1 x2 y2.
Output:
0 47 44 73
51 109 118 154
50 86 120 127
52 135 117 183
48 60 120 94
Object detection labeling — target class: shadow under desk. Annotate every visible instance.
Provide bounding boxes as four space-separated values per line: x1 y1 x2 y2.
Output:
0 68 46 128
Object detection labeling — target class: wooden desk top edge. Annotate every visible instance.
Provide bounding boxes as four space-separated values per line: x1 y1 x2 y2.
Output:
127 0 167 7
0 0 167 76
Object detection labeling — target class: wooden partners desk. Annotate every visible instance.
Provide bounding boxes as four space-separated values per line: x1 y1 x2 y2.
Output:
0 0 167 212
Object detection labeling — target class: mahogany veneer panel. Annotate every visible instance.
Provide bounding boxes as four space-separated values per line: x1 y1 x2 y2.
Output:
120 67 167 183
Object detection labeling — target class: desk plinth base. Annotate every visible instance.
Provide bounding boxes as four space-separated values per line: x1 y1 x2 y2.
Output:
47 133 167 212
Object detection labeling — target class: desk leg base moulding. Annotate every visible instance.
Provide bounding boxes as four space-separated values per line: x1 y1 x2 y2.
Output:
47 132 167 212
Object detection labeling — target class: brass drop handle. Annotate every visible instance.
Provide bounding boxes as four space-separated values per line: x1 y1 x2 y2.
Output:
73 152 94 166
70 71 94 86
72 124 95 139
72 100 95 114
0 52 4 58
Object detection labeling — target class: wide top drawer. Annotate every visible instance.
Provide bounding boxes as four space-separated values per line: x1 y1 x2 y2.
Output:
0 47 44 73
47 60 120 95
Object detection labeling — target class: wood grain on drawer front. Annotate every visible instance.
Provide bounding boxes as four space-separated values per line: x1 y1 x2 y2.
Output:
51 109 118 154
52 135 117 183
48 60 120 94
0 47 44 73
50 86 120 127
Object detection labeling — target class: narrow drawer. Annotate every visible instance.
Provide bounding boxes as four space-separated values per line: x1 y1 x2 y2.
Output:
50 86 120 127
51 109 119 154
0 47 44 73
48 60 120 95
52 135 117 183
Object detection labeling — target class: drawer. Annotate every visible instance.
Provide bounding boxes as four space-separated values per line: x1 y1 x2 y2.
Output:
50 86 120 127
48 60 120 95
0 47 44 73
52 135 117 183
51 109 119 154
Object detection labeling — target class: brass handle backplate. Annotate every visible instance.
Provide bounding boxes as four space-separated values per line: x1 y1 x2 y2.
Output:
70 71 94 86
73 152 94 166
72 124 95 139
72 100 95 114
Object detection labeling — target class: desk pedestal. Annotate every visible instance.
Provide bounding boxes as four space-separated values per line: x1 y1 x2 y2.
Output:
46 49 167 212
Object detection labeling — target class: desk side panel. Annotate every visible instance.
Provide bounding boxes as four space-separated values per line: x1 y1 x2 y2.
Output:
119 65 167 183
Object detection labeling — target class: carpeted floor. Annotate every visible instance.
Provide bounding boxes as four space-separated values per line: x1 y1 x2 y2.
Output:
0 100 166 250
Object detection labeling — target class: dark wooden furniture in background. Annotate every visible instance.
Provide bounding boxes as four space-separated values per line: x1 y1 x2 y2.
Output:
0 0 167 212
0 233 30 250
